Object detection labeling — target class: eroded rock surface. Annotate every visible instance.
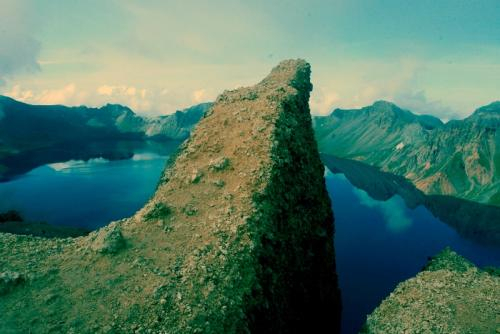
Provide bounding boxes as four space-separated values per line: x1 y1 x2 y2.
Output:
0 60 340 333
362 248 500 334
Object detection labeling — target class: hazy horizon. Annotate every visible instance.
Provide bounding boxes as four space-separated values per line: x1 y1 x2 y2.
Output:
1 0 499 119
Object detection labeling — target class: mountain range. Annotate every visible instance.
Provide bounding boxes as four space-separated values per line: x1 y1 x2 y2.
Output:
314 100 500 206
2 94 499 208
0 95 211 180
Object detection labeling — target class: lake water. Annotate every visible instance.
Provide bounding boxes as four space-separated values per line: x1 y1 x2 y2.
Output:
0 153 168 229
1 151 499 334
325 169 500 334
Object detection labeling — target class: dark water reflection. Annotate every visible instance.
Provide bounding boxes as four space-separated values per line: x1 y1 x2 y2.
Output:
0 141 177 229
322 154 500 334
2 149 499 334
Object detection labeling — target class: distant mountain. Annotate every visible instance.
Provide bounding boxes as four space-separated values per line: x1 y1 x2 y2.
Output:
314 100 500 206
0 95 212 179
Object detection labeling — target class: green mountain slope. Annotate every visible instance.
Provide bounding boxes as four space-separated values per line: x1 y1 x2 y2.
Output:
315 100 500 206
0 96 211 179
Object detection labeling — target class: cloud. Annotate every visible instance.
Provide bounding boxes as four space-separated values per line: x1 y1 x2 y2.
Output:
37 84 76 105
97 85 114 96
393 90 460 121
6 83 166 114
310 88 340 115
5 83 87 106
97 85 138 97
5 85 34 101
353 188 412 233
0 0 41 85
192 89 208 104
126 87 136 96
313 58 461 120
95 84 152 111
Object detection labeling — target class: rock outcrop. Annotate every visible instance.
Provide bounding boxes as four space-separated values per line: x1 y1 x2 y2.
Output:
362 248 500 334
0 60 340 333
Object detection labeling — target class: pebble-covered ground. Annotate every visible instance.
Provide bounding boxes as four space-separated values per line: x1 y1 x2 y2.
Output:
362 248 500 334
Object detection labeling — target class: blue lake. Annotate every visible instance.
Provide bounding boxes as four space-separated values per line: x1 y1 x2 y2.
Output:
1 151 499 334
0 153 168 230
325 169 500 334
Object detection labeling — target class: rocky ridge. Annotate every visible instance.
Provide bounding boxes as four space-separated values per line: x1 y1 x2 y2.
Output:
362 248 500 334
314 101 500 206
0 60 340 333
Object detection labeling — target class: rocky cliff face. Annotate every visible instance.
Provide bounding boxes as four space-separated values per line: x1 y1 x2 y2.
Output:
0 60 340 333
315 101 500 206
362 248 500 333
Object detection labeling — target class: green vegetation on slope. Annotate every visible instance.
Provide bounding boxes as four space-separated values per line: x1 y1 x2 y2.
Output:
0 96 211 180
314 100 500 206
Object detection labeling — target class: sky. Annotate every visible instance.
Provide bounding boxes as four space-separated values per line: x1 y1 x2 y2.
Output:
0 0 499 119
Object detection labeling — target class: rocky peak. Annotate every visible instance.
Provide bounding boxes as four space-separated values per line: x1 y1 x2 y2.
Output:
368 101 416 121
469 101 500 118
328 100 442 129
0 59 340 333
466 101 500 126
371 100 398 111
99 103 135 116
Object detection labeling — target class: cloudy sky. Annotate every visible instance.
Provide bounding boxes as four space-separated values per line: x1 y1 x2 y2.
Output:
1 0 499 119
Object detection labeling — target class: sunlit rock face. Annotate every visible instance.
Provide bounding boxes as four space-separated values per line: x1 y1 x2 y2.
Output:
0 60 341 333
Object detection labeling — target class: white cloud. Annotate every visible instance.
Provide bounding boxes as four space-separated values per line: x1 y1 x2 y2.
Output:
5 85 34 101
37 84 76 105
192 89 208 104
94 84 152 111
393 90 459 121
310 88 340 115
126 86 136 96
97 85 139 97
4 83 89 106
0 0 41 85
97 85 114 96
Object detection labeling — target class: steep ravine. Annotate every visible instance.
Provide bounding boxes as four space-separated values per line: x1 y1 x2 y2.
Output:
0 60 340 333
